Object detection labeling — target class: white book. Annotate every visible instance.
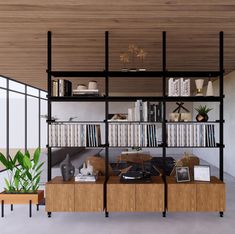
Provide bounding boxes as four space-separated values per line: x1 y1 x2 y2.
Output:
118 124 121 147
193 124 196 147
70 124 74 147
143 101 148 122
49 125 52 147
168 78 173 96
109 124 112 147
196 124 200 147
174 79 180 96
74 124 78 147
83 125 87 147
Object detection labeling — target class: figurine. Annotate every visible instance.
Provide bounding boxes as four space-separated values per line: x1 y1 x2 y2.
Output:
137 48 147 71
120 52 129 71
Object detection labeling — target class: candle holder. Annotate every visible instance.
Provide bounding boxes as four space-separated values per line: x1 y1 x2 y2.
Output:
195 79 204 96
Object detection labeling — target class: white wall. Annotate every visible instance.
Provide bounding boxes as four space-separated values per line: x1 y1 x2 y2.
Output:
193 71 235 177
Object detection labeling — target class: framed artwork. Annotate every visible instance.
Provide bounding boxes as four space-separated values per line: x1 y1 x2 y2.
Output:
194 165 211 182
176 166 190 182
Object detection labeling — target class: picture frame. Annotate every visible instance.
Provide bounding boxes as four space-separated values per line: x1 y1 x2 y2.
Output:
194 165 211 182
176 166 190 182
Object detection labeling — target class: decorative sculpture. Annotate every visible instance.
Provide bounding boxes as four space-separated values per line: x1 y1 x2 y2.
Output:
137 48 147 71
120 52 130 71
60 154 75 181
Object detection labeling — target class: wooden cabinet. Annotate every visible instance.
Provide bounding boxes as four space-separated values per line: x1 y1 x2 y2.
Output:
167 176 225 212
46 176 104 212
196 177 225 212
74 181 104 212
107 176 164 212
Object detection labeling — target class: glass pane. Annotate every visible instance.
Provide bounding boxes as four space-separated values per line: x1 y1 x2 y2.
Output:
40 100 47 151
9 91 25 156
0 90 6 170
27 97 39 155
27 86 39 97
0 76 6 88
9 80 25 93
40 91 47 99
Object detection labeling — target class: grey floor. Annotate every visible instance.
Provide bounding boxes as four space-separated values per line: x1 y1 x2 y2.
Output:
0 151 235 234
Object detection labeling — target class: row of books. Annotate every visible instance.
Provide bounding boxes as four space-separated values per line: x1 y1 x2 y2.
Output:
49 124 101 147
167 124 216 147
128 100 163 122
109 123 160 147
168 78 190 96
52 79 72 96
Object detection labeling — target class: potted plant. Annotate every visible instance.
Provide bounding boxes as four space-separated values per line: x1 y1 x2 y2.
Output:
0 148 44 217
195 105 213 122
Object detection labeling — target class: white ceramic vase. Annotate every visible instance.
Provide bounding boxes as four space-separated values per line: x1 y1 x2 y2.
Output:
206 80 214 96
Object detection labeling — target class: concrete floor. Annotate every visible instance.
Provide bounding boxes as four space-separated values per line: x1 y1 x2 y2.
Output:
0 152 235 234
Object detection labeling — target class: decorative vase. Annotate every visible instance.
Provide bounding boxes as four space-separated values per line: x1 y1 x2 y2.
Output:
206 80 214 96
60 154 75 181
195 79 204 96
88 81 98 90
196 114 208 122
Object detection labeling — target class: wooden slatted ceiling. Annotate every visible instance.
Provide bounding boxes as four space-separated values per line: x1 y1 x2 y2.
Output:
0 0 235 92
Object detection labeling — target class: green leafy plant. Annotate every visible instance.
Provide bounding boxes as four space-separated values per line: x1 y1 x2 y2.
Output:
195 105 213 115
0 148 44 193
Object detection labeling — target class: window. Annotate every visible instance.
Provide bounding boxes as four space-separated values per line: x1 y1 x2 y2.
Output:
0 75 48 171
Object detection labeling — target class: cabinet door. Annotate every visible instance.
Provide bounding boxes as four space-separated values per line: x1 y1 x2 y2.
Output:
136 184 164 212
74 184 103 212
167 184 196 212
196 183 225 212
107 184 135 212
46 184 74 212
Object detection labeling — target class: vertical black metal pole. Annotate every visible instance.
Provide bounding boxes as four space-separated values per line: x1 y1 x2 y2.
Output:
6 79 9 158
47 31 52 182
162 31 167 217
39 90 41 149
25 86 27 153
219 31 224 182
10 204 13 211
1 200 4 217
29 200 32 218
105 31 109 218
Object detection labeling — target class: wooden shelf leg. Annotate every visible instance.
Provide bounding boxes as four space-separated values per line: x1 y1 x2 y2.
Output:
36 204 39 211
105 211 109 218
220 211 224 217
29 200 32 218
48 212 52 218
1 200 4 218
11 204 13 211
162 211 166 218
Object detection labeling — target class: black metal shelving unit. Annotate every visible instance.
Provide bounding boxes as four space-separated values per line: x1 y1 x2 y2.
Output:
47 31 224 218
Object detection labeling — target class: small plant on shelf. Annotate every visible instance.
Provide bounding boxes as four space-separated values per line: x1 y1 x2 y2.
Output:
195 105 213 122
0 148 44 193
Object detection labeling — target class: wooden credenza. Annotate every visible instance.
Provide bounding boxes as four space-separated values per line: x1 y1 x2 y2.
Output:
46 176 104 212
107 176 164 212
167 176 226 212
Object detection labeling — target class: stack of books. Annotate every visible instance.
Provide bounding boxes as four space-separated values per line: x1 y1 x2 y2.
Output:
49 123 101 147
109 123 160 147
168 78 190 96
128 100 163 122
52 79 72 96
167 123 216 147
75 174 97 182
73 89 99 96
